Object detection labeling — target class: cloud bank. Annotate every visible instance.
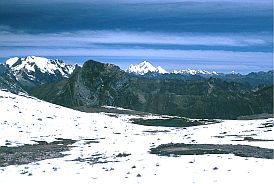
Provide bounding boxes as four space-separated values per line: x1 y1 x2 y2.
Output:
0 31 271 47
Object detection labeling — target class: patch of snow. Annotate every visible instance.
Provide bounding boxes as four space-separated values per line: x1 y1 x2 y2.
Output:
172 68 218 75
102 105 135 112
230 71 241 75
5 57 19 67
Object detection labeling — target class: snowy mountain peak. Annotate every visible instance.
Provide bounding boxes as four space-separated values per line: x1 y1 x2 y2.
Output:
126 61 167 75
139 60 150 66
4 56 75 86
5 56 75 77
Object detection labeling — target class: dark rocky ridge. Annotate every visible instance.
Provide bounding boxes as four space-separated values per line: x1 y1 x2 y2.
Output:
0 64 27 94
140 70 274 89
32 61 137 108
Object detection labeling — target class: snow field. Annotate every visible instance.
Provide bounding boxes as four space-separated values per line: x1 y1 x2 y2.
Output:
0 90 273 184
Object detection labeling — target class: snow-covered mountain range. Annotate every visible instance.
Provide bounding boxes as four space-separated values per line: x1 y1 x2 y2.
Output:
5 56 75 77
126 61 218 75
3 56 75 87
173 69 218 75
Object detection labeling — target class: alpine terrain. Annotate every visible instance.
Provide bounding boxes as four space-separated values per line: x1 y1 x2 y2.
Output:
1 0 273 183
31 60 273 119
0 57 273 184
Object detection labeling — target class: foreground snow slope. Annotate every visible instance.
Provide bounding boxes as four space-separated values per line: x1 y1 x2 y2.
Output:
0 90 273 184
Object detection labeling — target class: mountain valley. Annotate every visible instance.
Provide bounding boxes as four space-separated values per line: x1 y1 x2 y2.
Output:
0 56 273 183
29 59 273 119
1 57 273 119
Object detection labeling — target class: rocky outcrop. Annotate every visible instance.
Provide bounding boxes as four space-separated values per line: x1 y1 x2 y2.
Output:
0 64 27 94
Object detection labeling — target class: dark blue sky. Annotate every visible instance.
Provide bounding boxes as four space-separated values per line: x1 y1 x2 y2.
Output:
0 0 273 73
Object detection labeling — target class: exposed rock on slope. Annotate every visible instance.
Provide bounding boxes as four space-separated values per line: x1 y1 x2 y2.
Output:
32 60 137 107
32 60 273 119
0 64 27 94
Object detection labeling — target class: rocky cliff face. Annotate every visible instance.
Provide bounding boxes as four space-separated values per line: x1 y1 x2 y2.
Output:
0 64 27 94
72 60 133 106
33 60 139 108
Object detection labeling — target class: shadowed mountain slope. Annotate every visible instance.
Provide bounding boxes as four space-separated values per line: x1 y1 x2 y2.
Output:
31 60 273 119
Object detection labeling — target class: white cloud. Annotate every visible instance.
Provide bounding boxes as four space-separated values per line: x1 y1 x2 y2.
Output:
0 30 270 47
1 47 272 64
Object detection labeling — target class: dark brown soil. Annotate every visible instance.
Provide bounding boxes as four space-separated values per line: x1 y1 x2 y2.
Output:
151 143 274 159
0 138 76 167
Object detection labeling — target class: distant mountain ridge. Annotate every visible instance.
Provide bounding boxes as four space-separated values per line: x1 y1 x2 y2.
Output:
126 61 273 88
126 61 218 75
0 57 273 119
31 60 273 119
173 69 218 75
3 56 75 88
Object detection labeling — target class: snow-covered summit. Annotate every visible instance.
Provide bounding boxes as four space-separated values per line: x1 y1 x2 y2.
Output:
126 61 168 75
4 56 75 86
172 69 218 75
5 56 75 78
126 61 219 76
